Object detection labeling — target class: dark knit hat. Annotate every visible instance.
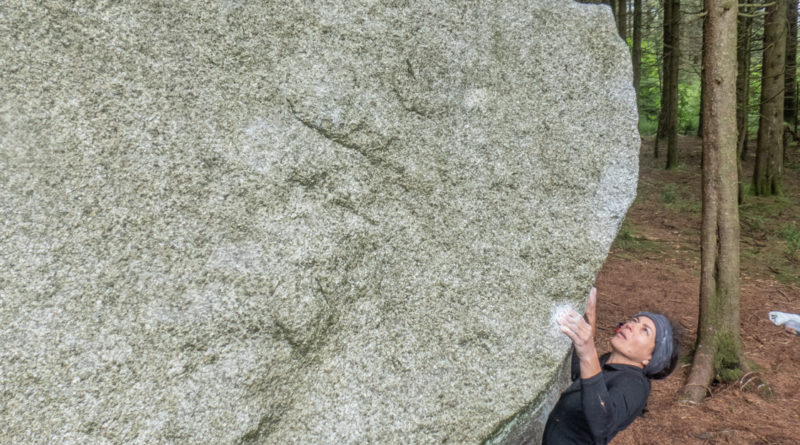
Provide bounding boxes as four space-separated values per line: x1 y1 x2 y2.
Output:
633 311 674 377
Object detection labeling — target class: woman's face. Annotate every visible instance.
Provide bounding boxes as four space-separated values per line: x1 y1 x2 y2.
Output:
610 315 657 367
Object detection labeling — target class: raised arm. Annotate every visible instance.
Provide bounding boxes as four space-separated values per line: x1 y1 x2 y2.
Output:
558 287 601 379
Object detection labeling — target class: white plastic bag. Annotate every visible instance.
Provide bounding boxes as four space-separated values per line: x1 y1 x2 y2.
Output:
769 311 800 336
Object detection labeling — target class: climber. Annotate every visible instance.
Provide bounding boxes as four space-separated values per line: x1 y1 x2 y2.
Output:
542 287 679 445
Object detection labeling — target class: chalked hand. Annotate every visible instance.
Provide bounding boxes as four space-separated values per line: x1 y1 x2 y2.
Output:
557 287 601 379
557 287 597 348
557 308 593 354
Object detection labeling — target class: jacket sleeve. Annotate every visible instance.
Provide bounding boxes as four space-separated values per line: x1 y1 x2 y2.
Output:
579 370 649 442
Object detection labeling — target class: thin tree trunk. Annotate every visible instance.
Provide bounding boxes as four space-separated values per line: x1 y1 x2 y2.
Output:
633 0 642 100
656 0 676 158
754 0 787 196
698 40 705 138
736 5 753 202
665 0 681 169
618 0 628 40
683 0 741 404
629 0 634 39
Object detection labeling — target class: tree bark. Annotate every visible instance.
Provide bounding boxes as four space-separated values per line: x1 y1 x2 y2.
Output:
754 0 787 196
698 36 705 138
633 0 642 99
656 0 680 161
665 0 681 169
618 0 628 40
785 0 798 133
655 0 671 158
682 0 742 404
736 4 753 202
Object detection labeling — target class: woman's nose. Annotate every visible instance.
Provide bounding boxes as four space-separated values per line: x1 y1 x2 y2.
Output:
624 322 635 332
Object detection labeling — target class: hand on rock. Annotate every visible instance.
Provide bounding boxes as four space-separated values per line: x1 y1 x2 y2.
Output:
558 287 598 360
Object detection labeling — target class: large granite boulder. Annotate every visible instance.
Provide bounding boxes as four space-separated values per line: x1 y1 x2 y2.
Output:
0 1 638 443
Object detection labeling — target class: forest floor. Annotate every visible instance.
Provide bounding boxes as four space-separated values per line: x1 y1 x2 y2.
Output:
597 135 800 445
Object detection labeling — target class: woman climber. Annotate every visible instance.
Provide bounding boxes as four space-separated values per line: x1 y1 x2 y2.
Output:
542 287 679 445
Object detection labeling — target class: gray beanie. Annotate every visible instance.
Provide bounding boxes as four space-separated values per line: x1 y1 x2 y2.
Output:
634 311 674 377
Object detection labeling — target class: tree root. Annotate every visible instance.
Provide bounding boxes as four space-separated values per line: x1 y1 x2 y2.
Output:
681 342 716 403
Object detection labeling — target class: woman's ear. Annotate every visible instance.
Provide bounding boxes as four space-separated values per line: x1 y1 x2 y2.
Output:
641 358 650 367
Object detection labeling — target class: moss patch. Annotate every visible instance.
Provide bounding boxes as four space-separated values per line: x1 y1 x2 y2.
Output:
713 332 743 382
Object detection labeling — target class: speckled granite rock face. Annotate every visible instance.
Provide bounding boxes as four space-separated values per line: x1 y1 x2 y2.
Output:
0 1 637 443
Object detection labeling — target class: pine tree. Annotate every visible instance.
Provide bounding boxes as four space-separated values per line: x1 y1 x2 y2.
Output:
753 0 787 196
682 0 742 404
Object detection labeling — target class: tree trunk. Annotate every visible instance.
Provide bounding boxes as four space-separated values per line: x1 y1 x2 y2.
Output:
665 0 681 169
656 0 680 160
754 0 787 196
682 0 742 404
697 37 705 138
736 4 753 202
785 0 798 134
629 0 634 39
618 0 628 40
655 0 670 159
633 0 642 100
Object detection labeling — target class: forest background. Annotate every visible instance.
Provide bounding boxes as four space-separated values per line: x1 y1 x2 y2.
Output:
575 1 800 442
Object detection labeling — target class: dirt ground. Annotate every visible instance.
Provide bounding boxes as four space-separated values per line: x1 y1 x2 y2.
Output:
595 136 800 445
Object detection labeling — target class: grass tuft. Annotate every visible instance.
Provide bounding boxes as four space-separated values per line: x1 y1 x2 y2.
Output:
611 222 663 253
662 183 681 204
779 222 800 259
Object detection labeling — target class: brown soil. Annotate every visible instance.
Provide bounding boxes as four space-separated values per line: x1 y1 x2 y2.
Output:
597 136 800 445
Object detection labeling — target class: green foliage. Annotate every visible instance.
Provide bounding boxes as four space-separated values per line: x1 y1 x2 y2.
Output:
661 183 701 213
739 194 800 284
779 223 800 258
661 183 681 204
746 59 763 137
678 79 701 134
634 38 701 136
719 368 745 382
612 222 636 251
617 222 634 241
638 116 659 136
740 196 791 235
637 39 663 136
787 141 800 170
611 221 662 253
740 212 765 231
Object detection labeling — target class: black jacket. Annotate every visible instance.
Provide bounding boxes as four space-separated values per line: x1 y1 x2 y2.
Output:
541 352 650 445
